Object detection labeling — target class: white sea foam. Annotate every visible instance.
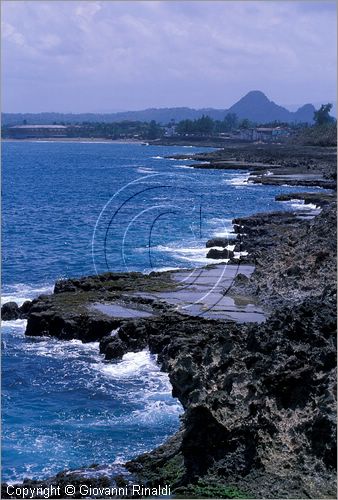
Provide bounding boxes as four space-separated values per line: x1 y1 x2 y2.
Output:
174 164 194 169
151 156 164 159
1 284 53 306
21 340 181 420
130 399 182 425
233 251 249 259
3 321 182 482
221 244 235 251
207 217 235 238
84 350 182 419
207 245 234 252
155 245 207 255
2 319 27 329
179 255 229 264
212 231 235 238
154 243 229 264
290 201 309 210
96 350 159 379
279 199 320 212
92 349 183 415
23 338 100 359
208 217 233 227
290 201 318 210
148 266 181 273
223 172 250 187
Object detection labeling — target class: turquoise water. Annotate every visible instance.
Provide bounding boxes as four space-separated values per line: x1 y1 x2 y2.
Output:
1 141 323 482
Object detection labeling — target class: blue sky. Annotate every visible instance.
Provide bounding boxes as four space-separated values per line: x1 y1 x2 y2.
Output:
2 1 337 113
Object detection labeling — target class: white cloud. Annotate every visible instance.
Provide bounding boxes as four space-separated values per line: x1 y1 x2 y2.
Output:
2 21 25 46
2 1 336 112
75 2 101 19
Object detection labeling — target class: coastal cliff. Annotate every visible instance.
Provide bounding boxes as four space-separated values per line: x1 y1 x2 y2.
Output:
125 202 337 499
2 145 336 499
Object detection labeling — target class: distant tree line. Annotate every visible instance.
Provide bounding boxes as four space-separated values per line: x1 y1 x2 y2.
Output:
64 120 163 140
2 105 335 143
313 104 335 126
1 120 164 140
291 104 337 147
175 113 257 135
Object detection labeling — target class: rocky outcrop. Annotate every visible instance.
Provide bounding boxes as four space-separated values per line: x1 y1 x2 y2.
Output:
119 286 336 498
206 248 234 259
230 210 306 264
99 321 149 360
1 271 177 343
4 283 336 498
186 143 337 190
206 237 236 260
249 175 336 189
231 203 336 308
185 143 336 175
1 300 32 320
1 302 20 320
124 202 336 497
275 191 335 206
206 237 234 248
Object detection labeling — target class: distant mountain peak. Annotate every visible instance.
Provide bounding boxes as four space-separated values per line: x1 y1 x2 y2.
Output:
296 103 315 111
241 90 270 101
228 90 314 124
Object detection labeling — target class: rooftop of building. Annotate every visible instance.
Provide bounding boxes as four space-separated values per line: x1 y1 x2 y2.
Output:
9 125 68 129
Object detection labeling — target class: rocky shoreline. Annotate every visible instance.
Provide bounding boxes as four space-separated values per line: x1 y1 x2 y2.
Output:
2 144 336 499
170 143 337 190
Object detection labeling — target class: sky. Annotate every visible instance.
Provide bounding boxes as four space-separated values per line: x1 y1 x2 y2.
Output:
2 0 337 113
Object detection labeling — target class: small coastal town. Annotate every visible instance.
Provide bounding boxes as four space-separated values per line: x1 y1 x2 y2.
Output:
3 122 293 143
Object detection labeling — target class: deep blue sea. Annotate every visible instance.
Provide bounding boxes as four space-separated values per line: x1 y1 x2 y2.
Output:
1 141 324 482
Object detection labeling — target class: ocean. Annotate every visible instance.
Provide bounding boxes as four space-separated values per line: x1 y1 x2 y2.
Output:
1 141 324 482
